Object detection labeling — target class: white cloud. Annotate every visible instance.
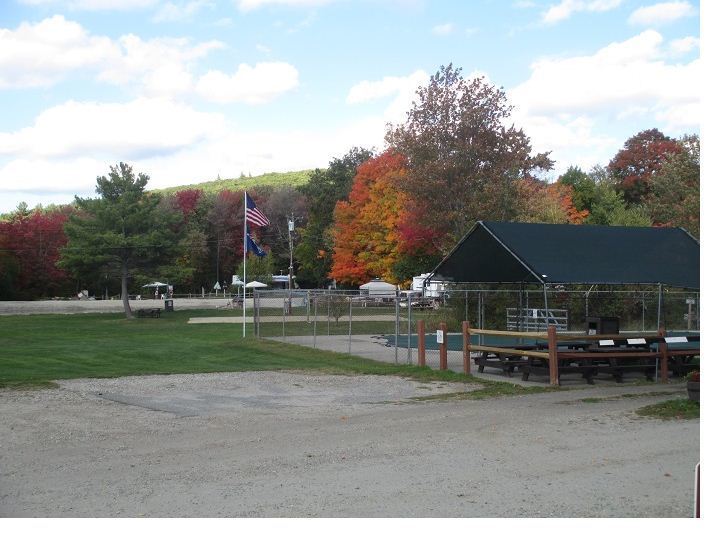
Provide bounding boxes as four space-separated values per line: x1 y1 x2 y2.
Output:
511 30 699 117
542 0 622 24
0 16 224 96
0 158 108 195
346 69 428 123
628 1 696 26
237 0 333 11
514 113 619 172
431 23 454 36
196 62 299 104
98 34 224 97
509 29 700 172
0 98 225 160
669 35 699 55
0 104 382 212
0 16 119 88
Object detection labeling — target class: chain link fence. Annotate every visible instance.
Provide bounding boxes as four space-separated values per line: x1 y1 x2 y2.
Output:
254 287 699 373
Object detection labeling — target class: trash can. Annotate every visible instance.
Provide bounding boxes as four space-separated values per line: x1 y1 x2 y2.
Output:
586 316 619 335
164 299 174 312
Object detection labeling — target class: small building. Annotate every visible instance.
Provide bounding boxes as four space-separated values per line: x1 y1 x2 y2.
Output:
359 278 397 298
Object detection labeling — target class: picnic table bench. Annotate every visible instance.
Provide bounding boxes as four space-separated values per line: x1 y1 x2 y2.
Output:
520 346 700 384
474 341 591 376
137 308 161 318
468 328 699 385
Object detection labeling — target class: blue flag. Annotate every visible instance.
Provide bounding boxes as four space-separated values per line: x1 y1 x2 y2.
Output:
246 232 267 257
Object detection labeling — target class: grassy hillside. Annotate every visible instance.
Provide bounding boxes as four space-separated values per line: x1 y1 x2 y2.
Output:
157 169 314 195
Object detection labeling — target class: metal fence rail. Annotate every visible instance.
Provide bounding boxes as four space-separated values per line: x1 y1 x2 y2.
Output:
506 308 568 331
254 287 700 373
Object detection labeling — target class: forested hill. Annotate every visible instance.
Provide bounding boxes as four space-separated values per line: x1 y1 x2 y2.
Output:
156 169 313 195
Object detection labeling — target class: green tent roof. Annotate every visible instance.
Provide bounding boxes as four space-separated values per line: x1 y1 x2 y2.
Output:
430 221 700 288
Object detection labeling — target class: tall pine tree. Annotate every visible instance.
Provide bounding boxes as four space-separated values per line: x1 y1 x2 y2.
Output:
59 163 182 318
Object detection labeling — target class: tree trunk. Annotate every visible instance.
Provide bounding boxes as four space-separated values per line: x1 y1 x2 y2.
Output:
121 262 133 319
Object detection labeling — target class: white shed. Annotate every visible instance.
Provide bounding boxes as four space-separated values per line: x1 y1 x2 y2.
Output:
359 278 397 297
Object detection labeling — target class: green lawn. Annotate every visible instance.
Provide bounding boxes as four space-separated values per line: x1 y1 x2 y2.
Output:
635 399 700 420
0 311 538 396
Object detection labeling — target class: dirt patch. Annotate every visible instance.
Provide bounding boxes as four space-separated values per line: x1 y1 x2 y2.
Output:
0 372 698 517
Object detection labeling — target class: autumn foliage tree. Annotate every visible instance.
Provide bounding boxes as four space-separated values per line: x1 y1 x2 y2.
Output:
330 151 408 285
608 128 682 205
0 206 72 299
515 178 588 224
386 64 553 250
646 134 700 237
173 189 204 221
295 148 373 287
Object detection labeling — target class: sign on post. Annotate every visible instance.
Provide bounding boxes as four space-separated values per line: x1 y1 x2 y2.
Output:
436 330 444 344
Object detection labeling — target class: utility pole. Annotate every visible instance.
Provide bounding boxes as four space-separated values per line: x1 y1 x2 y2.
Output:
215 233 220 294
288 215 294 314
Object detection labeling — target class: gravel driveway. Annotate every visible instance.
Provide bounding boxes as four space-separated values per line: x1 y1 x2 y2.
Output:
0 372 698 517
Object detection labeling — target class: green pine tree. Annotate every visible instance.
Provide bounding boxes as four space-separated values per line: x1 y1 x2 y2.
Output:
59 163 183 318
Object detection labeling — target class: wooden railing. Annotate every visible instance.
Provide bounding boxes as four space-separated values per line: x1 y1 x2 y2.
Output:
416 320 698 386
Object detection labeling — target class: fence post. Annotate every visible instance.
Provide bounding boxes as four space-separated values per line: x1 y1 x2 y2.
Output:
282 294 286 341
417 319 426 367
255 291 260 338
394 296 400 364
548 325 559 386
658 327 668 383
407 292 412 364
439 322 447 370
462 320 471 375
313 295 317 349
348 296 352 355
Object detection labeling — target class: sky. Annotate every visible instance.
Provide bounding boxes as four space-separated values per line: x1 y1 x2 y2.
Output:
0 0 701 214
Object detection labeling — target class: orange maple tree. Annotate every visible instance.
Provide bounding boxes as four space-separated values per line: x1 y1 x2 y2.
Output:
330 151 408 285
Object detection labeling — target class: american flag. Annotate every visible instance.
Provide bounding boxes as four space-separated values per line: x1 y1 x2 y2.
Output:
245 192 270 226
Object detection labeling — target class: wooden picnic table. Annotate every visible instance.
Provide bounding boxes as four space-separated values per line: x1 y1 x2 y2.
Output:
137 308 161 318
471 340 699 384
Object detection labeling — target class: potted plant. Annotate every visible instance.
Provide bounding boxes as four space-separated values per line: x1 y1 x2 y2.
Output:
687 371 700 402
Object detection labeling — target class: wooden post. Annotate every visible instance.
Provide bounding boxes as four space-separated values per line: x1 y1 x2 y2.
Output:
439 322 448 370
548 325 559 386
462 320 471 375
658 327 668 383
417 320 426 367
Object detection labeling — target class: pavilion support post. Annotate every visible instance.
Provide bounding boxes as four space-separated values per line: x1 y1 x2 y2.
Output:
543 283 550 329
417 320 426 367
657 283 663 331
548 324 559 386
517 282 523 333
462 320 471 375
439 322 448 370
658 326 668 383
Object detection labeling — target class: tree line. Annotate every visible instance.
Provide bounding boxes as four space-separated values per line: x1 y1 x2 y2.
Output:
0 64 699 303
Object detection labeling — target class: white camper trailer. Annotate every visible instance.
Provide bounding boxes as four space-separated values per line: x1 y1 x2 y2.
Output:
411 273 447 298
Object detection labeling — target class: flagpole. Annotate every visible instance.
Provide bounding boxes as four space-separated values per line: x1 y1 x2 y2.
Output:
243 190 247 338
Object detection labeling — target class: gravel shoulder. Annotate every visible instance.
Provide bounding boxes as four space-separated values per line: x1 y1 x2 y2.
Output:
0 371 698 517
